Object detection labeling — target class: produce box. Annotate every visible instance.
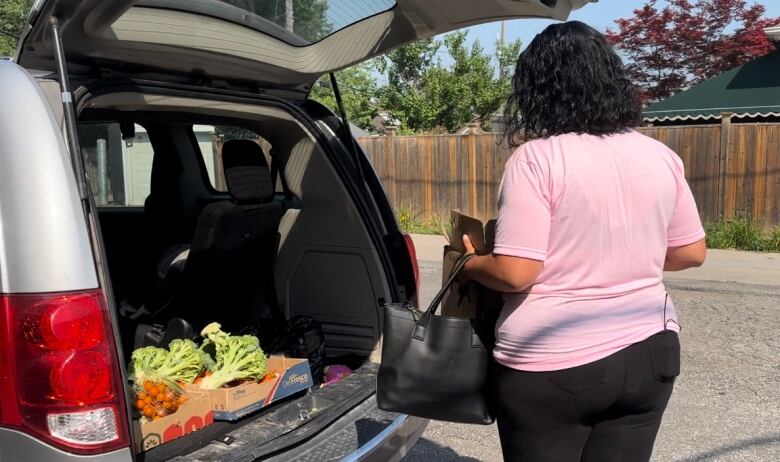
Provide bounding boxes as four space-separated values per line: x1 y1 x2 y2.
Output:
442 211 502 320
186 357 313 421
133 392 214 453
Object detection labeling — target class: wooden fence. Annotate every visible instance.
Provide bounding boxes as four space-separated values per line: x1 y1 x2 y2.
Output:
358 121 780 227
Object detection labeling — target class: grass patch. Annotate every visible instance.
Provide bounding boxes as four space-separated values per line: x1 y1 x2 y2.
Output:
396 206 449 236
705 214 780 252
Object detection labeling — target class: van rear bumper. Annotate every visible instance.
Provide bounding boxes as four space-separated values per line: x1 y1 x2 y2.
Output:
262 395 428 462
342 413 428 462
0 428 133 462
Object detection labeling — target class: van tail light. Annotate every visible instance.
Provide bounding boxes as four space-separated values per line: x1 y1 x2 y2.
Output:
402 233 420 307
0 290 130 454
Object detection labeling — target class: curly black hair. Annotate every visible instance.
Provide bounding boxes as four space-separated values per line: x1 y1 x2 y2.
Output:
504 21 641 146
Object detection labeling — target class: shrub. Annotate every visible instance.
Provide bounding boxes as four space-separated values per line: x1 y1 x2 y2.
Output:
396 206 448 235
705 214 780 252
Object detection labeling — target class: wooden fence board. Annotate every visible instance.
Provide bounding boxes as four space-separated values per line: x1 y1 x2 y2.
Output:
355 123 780 227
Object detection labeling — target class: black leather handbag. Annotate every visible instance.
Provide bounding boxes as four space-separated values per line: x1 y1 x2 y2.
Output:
377 254 495 424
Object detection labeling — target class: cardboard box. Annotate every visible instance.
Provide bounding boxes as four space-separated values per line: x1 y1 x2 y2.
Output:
442 211 502 320
186 356 313 421
133 392 214 453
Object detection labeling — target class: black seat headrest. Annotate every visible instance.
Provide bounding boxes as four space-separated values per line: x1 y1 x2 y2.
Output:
221 139 274 203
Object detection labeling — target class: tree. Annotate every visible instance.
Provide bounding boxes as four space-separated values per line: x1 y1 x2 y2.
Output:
214 126 259 140
309 63 380 131
606 0 780 102
0 0 33 57
220 0 330 41
376 31 521 133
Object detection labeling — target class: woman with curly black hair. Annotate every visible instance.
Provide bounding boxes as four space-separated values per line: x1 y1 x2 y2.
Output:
460 21 706 461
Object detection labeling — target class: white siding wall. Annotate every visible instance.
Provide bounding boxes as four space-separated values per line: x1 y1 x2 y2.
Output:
122 126 153 206
122 125 215 205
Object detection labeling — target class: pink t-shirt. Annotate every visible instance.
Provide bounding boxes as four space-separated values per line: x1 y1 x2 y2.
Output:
492 130 705 372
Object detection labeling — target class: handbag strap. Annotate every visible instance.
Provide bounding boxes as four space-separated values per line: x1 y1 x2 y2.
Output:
412 253 475 340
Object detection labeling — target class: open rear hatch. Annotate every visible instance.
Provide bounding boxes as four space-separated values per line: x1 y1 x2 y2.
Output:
15 0 596 458
17 0 592 95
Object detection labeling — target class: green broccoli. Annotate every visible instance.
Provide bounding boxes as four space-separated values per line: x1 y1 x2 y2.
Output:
200 322 229 350
157 339 207 385
198 334 268 389
130 346 168 389
130 340 209 392
199 347 216 372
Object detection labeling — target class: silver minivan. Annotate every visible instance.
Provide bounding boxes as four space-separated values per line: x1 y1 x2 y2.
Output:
0 1 589 460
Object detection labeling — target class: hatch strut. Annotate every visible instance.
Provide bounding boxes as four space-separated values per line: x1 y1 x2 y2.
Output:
49 16 89 202
329 72 367 189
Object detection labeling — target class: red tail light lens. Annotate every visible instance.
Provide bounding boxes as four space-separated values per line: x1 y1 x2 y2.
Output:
39 295 104 350
0 290 130 454
52 350 112 403
403 233 420 306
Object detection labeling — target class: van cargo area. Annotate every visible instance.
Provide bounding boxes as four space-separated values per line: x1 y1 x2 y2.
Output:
74 86 419 460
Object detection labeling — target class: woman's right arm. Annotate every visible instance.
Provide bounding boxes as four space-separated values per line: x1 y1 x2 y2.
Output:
664 238 706 271
665 152 706 271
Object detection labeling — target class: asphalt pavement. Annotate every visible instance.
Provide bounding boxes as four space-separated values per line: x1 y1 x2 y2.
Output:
401 235 780 462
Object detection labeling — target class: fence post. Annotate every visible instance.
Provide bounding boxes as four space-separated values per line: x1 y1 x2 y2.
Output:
467 122 480 217
719 112 733 218
386 126 397 206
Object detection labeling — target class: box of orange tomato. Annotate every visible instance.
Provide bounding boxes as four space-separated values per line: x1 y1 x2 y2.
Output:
133 391 214 453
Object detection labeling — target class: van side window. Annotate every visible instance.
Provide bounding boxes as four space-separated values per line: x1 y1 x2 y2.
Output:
195 125 273 192
78 123 154 206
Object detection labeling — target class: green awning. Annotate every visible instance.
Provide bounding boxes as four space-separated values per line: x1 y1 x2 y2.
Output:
643 48 780 122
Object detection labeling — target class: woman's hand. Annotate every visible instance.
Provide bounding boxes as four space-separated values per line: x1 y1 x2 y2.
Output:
462 234 476 255
460 234 477 283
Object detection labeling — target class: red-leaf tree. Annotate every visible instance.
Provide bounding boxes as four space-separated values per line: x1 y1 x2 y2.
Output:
606 0 780 102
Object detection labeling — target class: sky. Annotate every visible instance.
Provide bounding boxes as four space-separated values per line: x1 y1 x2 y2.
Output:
429 0 780 69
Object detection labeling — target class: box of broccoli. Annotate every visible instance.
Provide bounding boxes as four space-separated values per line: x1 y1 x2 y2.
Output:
184 323 314 421
195 356 313 421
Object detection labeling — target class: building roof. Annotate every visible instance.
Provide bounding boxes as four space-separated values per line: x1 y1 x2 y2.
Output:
643 48 780 122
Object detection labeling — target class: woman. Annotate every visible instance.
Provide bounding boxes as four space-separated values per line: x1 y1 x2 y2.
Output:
461 21 706 462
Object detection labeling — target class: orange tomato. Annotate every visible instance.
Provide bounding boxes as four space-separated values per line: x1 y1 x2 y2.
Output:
135 400 145 410
155 392 166 402
156 408 165 417
143 382 154 392
144 395 153 404
137 392 147 401
143 406 154 417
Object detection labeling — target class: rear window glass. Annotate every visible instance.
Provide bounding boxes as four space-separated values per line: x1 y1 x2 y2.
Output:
216 0 395 43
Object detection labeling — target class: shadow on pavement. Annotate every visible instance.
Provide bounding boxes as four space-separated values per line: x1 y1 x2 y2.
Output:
402 437 483 461
675 433 780 461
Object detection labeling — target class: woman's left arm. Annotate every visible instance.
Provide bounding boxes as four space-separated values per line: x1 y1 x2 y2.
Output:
461 235 543 293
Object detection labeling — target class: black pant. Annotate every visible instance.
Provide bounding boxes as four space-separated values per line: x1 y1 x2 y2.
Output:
493 330 680 462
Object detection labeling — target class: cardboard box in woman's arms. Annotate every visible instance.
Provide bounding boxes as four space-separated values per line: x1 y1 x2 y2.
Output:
442 211 503 323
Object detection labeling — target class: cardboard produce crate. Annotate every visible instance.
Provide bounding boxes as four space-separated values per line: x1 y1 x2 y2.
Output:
186 356 313 421
134 391 214 453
